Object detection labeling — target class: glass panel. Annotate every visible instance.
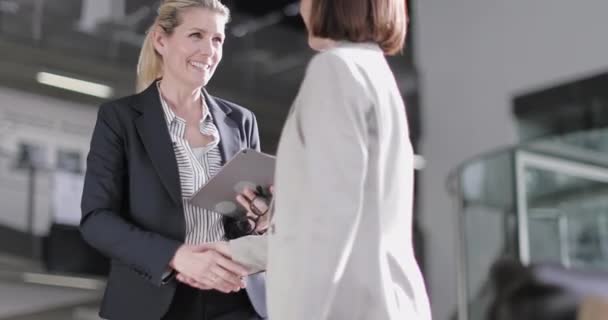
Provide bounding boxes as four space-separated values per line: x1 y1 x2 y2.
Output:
527 208 562 263
522 165 608 270
527 128 608 168
562 201 608 269
457 150 518 320
455 134 608 319
463 205 514 320
460 149 514 210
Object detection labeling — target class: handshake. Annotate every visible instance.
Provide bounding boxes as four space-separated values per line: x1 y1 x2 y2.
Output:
169 186 273 293
169 241 248 293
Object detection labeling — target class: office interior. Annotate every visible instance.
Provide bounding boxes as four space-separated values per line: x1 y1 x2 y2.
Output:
0 0 608 319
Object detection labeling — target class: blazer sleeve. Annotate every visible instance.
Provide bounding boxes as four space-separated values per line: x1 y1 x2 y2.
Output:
267 52 370 320
80 104 182 286
228 235 267 274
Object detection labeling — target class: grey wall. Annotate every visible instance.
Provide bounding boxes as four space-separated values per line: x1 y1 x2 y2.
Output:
413 1 608 319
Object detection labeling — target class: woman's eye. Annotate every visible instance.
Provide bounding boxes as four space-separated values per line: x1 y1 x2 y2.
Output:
213 37 224 44
189 32 202 39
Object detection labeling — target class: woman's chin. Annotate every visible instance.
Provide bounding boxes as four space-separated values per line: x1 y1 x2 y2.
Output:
183 76 209 89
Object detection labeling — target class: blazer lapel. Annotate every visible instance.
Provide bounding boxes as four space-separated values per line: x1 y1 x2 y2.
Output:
133 83 182 205
204 89 242 162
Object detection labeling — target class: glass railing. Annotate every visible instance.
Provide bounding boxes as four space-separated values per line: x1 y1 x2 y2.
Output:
450 127 608 320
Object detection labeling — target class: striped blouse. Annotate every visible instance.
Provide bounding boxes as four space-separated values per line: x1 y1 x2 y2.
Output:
158 85 225 244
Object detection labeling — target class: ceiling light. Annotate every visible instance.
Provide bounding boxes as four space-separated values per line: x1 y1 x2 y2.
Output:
36 72 114 99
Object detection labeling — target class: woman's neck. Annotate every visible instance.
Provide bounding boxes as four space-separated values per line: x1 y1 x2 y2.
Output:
158 76 202 112
309 36 336 52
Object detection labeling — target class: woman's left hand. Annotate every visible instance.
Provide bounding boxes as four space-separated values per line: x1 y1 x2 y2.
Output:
236 186 273 234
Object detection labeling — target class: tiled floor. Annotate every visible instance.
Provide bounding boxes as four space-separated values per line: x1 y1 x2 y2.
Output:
0 281 102 320
0 254 103 320
2 302 101 320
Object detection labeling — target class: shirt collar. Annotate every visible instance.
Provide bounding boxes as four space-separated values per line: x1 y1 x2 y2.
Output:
157 81 213 126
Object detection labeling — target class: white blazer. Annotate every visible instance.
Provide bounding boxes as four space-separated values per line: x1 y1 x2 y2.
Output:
230 42 431 320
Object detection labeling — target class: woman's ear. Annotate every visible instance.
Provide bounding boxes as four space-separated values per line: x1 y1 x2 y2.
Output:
151 26 167 57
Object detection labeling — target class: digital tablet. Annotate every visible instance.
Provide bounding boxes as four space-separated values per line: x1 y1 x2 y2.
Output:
189 149 275 217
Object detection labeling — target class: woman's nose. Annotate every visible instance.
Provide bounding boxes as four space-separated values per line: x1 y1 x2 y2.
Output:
199 38 214 56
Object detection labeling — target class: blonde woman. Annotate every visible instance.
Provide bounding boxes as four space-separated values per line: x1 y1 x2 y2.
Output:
80 1 264 319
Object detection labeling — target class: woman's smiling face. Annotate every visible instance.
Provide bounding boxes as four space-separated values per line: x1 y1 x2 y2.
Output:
154 7 227 88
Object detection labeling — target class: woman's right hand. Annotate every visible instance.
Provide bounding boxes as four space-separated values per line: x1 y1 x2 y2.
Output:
169 243 248 293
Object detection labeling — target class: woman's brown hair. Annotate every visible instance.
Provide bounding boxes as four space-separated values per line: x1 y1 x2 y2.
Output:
308 0 408 55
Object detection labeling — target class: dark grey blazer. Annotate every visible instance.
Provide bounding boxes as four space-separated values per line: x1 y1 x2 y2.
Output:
80 82 260 320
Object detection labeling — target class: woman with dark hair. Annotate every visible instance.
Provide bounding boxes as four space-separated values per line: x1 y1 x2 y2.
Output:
232 0 432 318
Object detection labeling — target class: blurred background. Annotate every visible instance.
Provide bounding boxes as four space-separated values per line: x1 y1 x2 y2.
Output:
0 0 608 319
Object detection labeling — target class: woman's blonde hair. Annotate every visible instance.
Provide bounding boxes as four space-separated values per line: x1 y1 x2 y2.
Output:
136 0 230 92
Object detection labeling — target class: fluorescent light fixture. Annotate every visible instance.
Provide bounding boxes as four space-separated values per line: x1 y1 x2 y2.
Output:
36 72 114 99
